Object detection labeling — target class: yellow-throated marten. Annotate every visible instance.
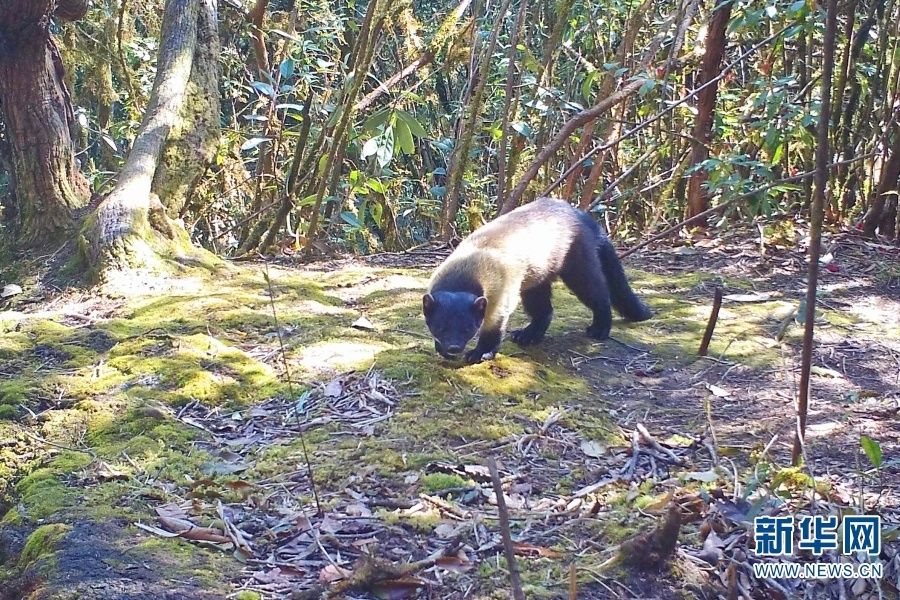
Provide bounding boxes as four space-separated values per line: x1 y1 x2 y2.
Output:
423 198 652 363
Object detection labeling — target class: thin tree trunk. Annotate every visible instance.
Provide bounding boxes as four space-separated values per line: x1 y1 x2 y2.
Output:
501 78 647 213
830 0 859 132
685 0 733 222
305 0 391 248
793 0 838 466
354 0 473 112
501 4 687 214
82 0 203 274
495 0 529 209
0 0 90 245
441 0 513 240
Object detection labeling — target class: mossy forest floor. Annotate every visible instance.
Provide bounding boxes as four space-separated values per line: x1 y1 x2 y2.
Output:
1 228 898 599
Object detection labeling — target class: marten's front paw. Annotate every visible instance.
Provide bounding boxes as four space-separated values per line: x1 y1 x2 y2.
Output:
465 349 495 364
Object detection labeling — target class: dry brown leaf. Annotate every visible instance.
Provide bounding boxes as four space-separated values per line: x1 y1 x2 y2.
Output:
580 440 607 458
318 563 352 583
319 513 344 533
351 316 376 330
435 553 474 572
370 576 423 599
512 541 562 559
345 503 372 517
155 503 189 520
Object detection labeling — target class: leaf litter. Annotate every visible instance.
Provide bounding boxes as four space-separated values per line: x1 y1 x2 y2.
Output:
132 234 899 598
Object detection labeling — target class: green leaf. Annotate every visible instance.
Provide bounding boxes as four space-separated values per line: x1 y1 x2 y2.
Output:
366 179 387 194
297 193 317 207
788 0 807 14
394 120 415 155
638 78 657 97
581 71 597 101
340 211 362 228
860 436 883 469
326 105 344 129
376 127 394 168
316 153 329 176
363 108 393 134
279 58 295 78
772 143 785 164
370 201 384 226
251 81 276 98
396 110 428 138
511 122 532 138
275 103 305 112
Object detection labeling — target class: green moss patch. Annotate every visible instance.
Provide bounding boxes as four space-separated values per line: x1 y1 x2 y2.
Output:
2 253 859 598
18 523 71 568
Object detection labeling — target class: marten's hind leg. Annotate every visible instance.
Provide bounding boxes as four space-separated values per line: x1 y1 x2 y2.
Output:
560 242 612 339
510 283 553 346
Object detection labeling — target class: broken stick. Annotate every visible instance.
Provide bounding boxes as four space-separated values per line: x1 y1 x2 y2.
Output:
698 287 723 356
487 458 525 600
637 423 685 466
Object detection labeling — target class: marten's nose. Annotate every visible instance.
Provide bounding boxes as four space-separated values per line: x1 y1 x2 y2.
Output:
445 344 463 354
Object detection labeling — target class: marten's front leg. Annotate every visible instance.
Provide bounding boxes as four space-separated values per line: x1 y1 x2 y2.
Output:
465 314 508 363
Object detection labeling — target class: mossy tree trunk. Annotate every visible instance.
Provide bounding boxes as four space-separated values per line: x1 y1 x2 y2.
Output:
151 0 222 217
0 0 91 246
81 0 218 276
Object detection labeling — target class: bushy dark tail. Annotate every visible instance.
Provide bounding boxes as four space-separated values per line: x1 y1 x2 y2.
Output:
597 237 652 321
576 211 652 321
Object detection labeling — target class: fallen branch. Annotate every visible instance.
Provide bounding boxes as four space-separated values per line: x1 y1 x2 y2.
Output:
622 428 642 480
596 504 682 571
295 543 461 600
637 424 685 466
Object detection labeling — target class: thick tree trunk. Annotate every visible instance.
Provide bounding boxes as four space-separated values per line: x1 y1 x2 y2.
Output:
862 125 900 237
81 0 203 274
685 0 732 223
0 0 90 245
152 0 222 217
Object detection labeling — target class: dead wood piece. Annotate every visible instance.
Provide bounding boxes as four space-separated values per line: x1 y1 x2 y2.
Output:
699 287 724 356
618 503 682 569
296 543 462 599
487 458 526 600
622 428 642 480
637 423 685 466
420 494 471 519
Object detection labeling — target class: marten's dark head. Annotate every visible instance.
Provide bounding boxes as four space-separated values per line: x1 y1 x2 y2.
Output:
422 291 487 359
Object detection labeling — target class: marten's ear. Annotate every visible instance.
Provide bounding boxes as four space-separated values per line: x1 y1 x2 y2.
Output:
422 293 435 316
473 296 488 315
